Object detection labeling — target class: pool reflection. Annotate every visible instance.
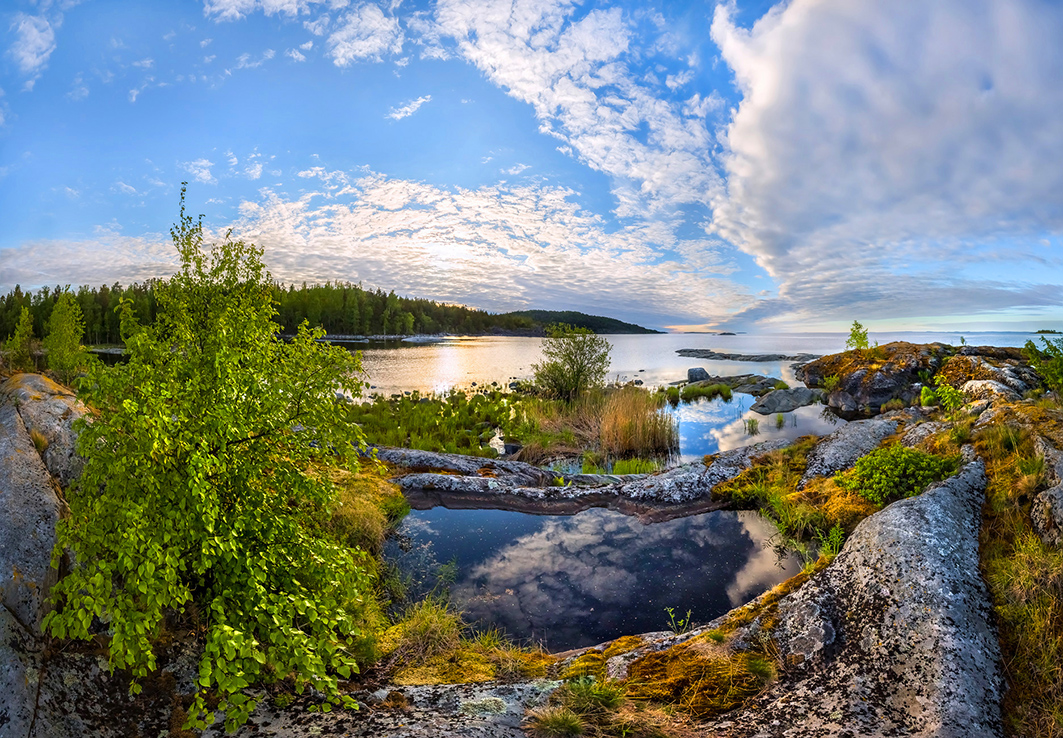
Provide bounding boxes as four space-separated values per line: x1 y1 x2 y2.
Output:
385 506 801 651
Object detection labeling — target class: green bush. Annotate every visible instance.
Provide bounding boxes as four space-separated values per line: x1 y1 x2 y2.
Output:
920 385 939 407
533 324 611 402
46 189 371 732
835 444 959 506
1024 336 1063 393
5 306 35 372
933 376 965 413
43 292 90 384
822 375 841 393
680 383 732 403
845 320 869 352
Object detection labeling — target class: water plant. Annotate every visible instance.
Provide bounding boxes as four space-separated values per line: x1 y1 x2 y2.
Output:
680 382 732 403
744 417 760 435
775 413 786 429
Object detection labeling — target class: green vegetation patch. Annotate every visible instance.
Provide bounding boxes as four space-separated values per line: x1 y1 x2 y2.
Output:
834 443 959 506
679 383 732 403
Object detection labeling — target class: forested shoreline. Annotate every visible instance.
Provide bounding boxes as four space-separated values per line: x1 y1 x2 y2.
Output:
0 280 656 344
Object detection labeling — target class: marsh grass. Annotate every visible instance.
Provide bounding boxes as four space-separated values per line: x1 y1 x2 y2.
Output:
680 383 732 403
600 386 678 458
975 415 1063 736
326 468 410 555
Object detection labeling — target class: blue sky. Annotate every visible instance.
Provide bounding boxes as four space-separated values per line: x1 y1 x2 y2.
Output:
2 0 1062 332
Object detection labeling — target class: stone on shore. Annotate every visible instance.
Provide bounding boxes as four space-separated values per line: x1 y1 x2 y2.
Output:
800 416 898 485
750 387 825 415
687 367 710 382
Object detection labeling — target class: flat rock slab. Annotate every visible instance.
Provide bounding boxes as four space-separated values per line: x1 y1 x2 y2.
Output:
800 416 899 486
677 349 820 362
219 682 557 738
698 460 1003 737
395 440 792 506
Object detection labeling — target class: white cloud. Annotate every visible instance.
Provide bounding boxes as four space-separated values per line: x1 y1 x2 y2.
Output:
304 15 331 35
132 57 154 68
181 158 217 184
8 14 56 89
227 168 748 324
67 74 88 100
709 0 1063 325
664 68 693 90
286 48 307 61
503 163 530 176
300 40 314 50
114 181 137 195
245 161 263 179
201 37 213 47
234 49 276 69
327 4 403 66
386 94 430 120
128 77 156 102
203 0 331 21
203 54 216 63
435 0 720 218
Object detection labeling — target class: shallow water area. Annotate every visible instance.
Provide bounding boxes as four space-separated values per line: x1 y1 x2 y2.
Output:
672 395 847 463
385 506 802 652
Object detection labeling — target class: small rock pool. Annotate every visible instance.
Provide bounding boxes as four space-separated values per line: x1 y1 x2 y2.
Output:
384 505 803 652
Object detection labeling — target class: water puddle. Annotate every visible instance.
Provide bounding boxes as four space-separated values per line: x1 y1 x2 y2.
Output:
385 506 803 652
672 395 846 463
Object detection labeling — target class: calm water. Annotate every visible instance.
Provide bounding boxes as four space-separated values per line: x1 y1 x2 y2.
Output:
352 331 1041 396
386 506 802 651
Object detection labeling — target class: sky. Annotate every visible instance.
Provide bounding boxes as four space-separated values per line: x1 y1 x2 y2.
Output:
1 0 1062 333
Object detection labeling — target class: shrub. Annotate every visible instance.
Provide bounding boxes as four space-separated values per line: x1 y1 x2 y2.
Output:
680 382 732 403
920 385 939 407
46 189 371 732
934 376 966 413
835 444 959 506
533 324 611 402
822 374 841 393
845 320 869 352
1025 336 1063 393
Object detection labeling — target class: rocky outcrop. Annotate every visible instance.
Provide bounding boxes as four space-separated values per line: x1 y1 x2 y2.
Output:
1 373 87 488
677 348 820 362
693 459 1002 737
687 367 710 383
394 441 792 510
686 374 784 396
750 387 825 415
797 342 951 418
800 416 899 485
940 352 1040 395
962 379 1022 403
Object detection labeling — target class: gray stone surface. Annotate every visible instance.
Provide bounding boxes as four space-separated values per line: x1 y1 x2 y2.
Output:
800 416 899 486
962 379 1022 403
901 420 947 447
750 387 825 415
677 348 820 362
0 607 42 738
687 367 709 383
695 460 1002 737
1031 437 1063 547
218 682 557 738
1 374 87 489
0 402 62 633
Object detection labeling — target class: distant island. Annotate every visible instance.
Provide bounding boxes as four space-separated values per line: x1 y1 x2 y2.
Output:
0 280 659 343
500 310 661 334
1036 329 1061 334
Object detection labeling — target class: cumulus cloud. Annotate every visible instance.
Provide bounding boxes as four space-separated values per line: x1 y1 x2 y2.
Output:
327 5 403 65
203 0 331 21
230 167 748 326
386 94 430 120
8 14 56 89
710 0 1063 325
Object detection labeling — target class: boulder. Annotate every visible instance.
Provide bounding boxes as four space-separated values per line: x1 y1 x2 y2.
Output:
0 402 63 633
750 387 825 415
962 379 1022 404
1031 438 1063 547
1 373 87 489
693 460 1003 737
800 416 899 486
687 367 710 383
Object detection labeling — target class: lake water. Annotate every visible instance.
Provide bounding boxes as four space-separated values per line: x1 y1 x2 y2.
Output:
351 331 1041 397
385 506 802 651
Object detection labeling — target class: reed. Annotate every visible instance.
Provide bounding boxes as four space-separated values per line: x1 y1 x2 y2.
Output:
600 386 678 458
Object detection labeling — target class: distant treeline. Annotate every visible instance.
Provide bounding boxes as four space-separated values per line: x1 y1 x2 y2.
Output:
0 281 656 345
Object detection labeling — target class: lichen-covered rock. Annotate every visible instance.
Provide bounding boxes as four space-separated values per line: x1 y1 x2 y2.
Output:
697 460 1002 737
800 416 899 486
0 607 42 738
372 446 563 487
750 387 825 415
1 373 87 488
940 352 1039 395
0 402 62 633
962 379 1022 403
1031 438 1063 547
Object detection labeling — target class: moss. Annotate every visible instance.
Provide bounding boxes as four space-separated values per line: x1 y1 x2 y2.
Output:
325 467 409 555
392 649 497 685
602 635 645 659
801 341 950 392
561 650 607 681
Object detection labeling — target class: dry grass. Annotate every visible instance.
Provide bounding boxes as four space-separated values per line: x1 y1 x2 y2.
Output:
325 467 410 555
30 428 49 453
974 415 1063 736
600 387 677 458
